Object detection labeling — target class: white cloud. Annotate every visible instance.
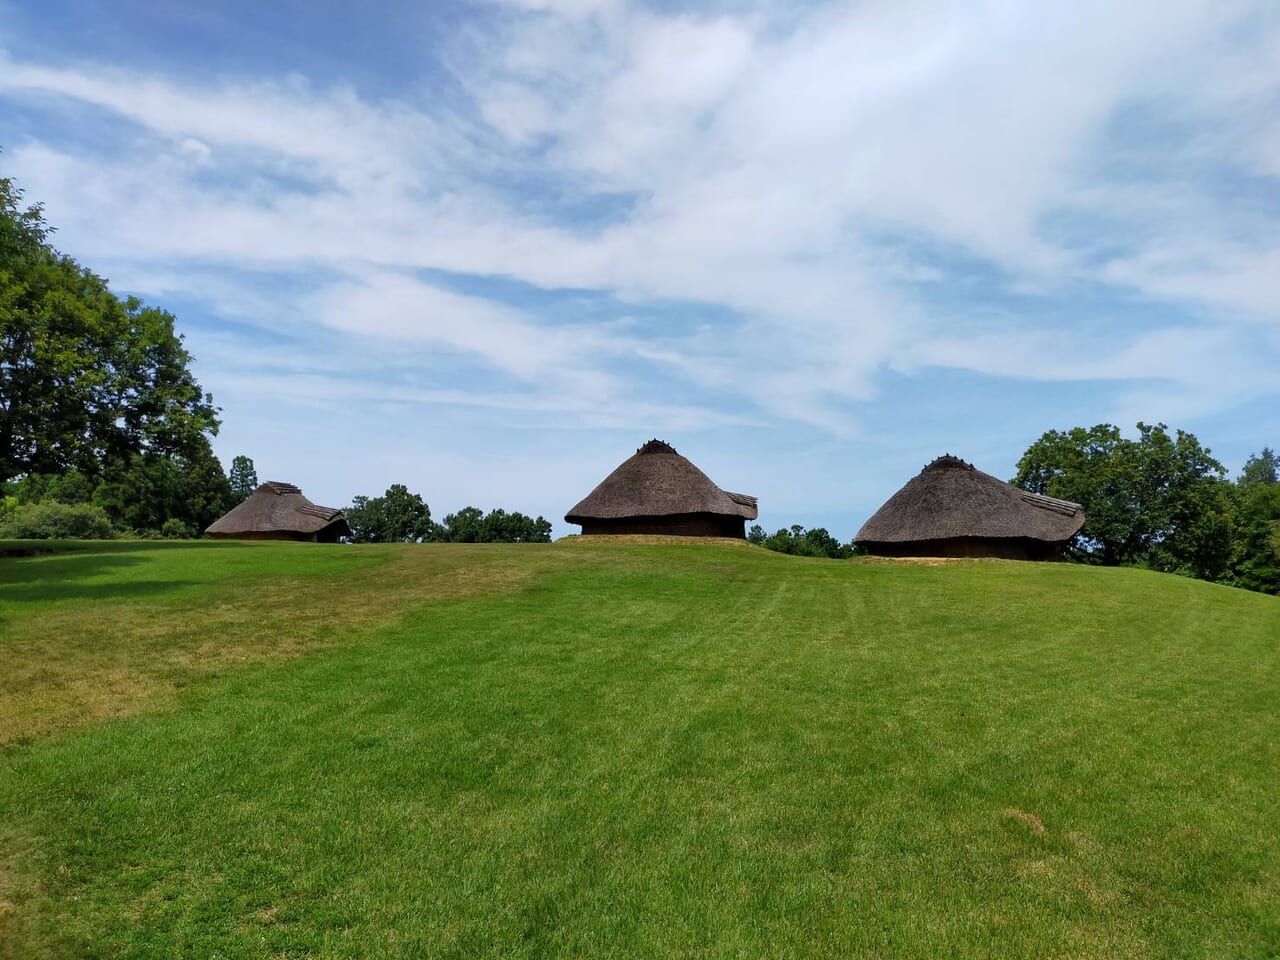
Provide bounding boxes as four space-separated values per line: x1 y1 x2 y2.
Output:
0 0 1277 441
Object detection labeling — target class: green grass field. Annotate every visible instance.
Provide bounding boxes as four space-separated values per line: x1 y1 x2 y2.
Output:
1 539 1278 958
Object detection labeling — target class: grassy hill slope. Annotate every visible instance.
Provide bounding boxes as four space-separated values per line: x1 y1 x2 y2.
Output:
1 540 1277 958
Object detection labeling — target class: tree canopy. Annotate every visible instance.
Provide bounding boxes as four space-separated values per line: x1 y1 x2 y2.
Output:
436 506 552 543
0 177 220 485
1014 424 1276 592
0 172 234 537
229 455 258 504
1240 447 1278 487
748 524 858 559
345 484 553 544
346 484 435 543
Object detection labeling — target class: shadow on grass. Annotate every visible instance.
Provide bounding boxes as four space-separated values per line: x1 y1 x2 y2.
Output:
0 578 201 604
0 539 248 556
0 551 149 582
0 553 200 605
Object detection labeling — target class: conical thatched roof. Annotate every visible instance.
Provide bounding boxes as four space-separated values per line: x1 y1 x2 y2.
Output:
205 481 351 539
566 440 758 523
855 455 1084 545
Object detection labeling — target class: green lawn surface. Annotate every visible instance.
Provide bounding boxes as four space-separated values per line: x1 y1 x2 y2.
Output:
1 539 1277 958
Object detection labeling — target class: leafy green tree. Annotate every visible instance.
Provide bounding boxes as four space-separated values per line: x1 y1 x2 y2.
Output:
13 469 95 505
160 518 197 539
0 501 115 539
1240 447 1278 487
1014 422 1231 577
7 441 229 536
437 506 484 542
177 440 233 532
750 523 857 559
0 174 219 484
90 454 184 534
436 507 552 543
478 508 550 543
229 455 258 503
1228 471 1280 594
347 484 434 543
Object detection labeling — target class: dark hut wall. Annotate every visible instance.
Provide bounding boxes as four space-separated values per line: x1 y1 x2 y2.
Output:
860 537 1066 561
578 513 748 538
205 521 348 543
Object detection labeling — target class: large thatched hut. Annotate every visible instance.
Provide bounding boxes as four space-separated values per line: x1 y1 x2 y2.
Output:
855 455 1085 560
566 439 758 538
205 481 351 542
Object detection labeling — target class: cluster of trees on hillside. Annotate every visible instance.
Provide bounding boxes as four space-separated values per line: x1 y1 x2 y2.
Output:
1015 424 1279 594
345 484 552 544
0 174 244 539
747 524 860 559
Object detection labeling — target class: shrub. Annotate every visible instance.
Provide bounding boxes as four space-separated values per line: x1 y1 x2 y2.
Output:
161 518 197 539
0 501 116 540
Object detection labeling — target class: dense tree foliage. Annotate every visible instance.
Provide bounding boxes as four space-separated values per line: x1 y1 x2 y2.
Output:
229 455 258 504
748 524 858 559
1014 423 1232 576
436 507 552 543
1240 447 1278 487
1228 458 1280 594
6 437 232 538
345 485 553 544
1015 424 1277 593
0 177 220 484
0 173 230 536
346 484 434 543
0 500 115 539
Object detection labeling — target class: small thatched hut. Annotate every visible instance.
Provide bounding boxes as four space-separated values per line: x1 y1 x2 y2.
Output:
855 454 1085 560
205 481 351 542
565 439 758 538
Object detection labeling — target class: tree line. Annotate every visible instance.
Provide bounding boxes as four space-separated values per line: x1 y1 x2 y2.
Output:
344 483 552 544
747 524 859 559
1014 424 1278 594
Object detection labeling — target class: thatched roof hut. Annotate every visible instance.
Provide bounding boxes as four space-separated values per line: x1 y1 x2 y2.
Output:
566 439 758 538
205 481 351 542
855 455 1085 560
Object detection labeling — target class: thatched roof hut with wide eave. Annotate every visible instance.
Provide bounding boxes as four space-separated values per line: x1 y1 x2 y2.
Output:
205 481 351 543
566 439 758 538
855 455 1085 560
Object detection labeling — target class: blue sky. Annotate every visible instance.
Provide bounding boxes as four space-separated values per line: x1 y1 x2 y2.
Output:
2 0 1278 538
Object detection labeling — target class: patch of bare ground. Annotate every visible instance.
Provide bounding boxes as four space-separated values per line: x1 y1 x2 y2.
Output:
1004 807 1048 834
0 547 553 745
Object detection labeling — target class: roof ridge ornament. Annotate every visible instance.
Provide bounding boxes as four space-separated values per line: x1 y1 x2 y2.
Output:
637 438 678 455
922 454 974 473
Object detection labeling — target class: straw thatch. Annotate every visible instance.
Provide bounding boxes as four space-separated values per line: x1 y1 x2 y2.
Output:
205 481 351 542
565 439 758 538
855 455 1085 560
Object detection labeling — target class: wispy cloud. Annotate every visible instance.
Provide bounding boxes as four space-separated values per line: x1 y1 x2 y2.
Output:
0 0 1277 523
